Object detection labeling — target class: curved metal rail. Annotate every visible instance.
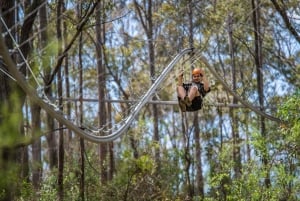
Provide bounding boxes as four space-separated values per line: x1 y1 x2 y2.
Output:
0 31 192 143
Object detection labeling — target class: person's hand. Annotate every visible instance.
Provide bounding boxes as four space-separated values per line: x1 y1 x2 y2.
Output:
199 69 205 76
179 70 184 77
178 70 184 86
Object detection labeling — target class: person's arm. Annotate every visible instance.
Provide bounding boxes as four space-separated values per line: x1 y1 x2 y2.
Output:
177 70 184 86
202 73 210 92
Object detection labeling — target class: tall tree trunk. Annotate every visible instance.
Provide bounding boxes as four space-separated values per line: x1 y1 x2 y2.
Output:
79 138 85 200
147 0 160 172
183 123 193 198
252 0 270 187
107 98 115 181
133 0 160 173
21 0 44 197
76 3 85 200
187 0 204 198
57 0 64 200
44 38 57 171
21 104 30 183
35 0 58 171
194 115 204 198
63 0 72 151
31 103 42 193
227 13 241 178
30 0 49 193
0 0 38 200
96 1 108 184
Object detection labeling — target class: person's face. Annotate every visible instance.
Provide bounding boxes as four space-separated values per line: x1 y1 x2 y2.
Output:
192 73 203 82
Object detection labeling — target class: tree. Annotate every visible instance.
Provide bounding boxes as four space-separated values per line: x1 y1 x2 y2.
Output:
0 0 43 200
1 0 299 200
227 11 242 178
133 0 161 172
0 1 19 200
95 1 109 184
252 0 270 187
56 0 65 200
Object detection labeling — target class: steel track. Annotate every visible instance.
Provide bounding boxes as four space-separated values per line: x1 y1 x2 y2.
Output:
0 33 192 142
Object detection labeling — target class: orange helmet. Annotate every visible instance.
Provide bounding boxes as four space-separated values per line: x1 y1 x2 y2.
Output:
192 68 203 75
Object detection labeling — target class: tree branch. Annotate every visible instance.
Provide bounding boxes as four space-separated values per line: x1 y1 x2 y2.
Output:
46 2 99 86
270 0 300 44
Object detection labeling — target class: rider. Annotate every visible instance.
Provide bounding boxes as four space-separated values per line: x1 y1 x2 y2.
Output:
177 68 210 112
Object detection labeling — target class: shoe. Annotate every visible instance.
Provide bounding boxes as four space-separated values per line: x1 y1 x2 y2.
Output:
179 99 186 112
184 96 192 106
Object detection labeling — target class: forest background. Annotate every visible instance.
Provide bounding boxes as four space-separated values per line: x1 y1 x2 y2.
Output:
0 0 299 201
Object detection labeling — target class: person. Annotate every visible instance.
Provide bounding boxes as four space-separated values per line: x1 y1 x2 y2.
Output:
177 68 210 112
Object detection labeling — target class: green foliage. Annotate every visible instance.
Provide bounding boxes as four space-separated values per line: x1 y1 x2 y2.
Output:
2 0 299 200
206 158 300 201
17 181 35 201
0 92 23 147
30 38 60 79
251 130 270 158
83 145 184 201
278 90 300 138
38 174 58 201
0 162 20 200
136 154 155 172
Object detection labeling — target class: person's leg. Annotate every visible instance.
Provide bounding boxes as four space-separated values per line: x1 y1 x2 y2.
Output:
187 85 198 101
177 86 188 111
177 74 189 112
183 85 200 107
177 86 186 99
177 85 192 107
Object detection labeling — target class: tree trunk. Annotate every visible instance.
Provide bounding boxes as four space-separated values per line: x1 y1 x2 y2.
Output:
183 123 193 198
35 0 58 171
107 99 115 180
147 0 160 171
187 0 204 198
63 0 72 151
252 0 270 187
43 11 58 171
1 0 44 199
77 3 85 200
227 13 241 178
29 0 49 194
57 1 64 200
0 1 31 200
31 103 42 192
96 2 108 184
133 0 160 173
194 114 204 198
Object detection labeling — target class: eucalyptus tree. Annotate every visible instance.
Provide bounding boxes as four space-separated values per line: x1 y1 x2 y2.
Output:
0 0 44 200
133 0 162 173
